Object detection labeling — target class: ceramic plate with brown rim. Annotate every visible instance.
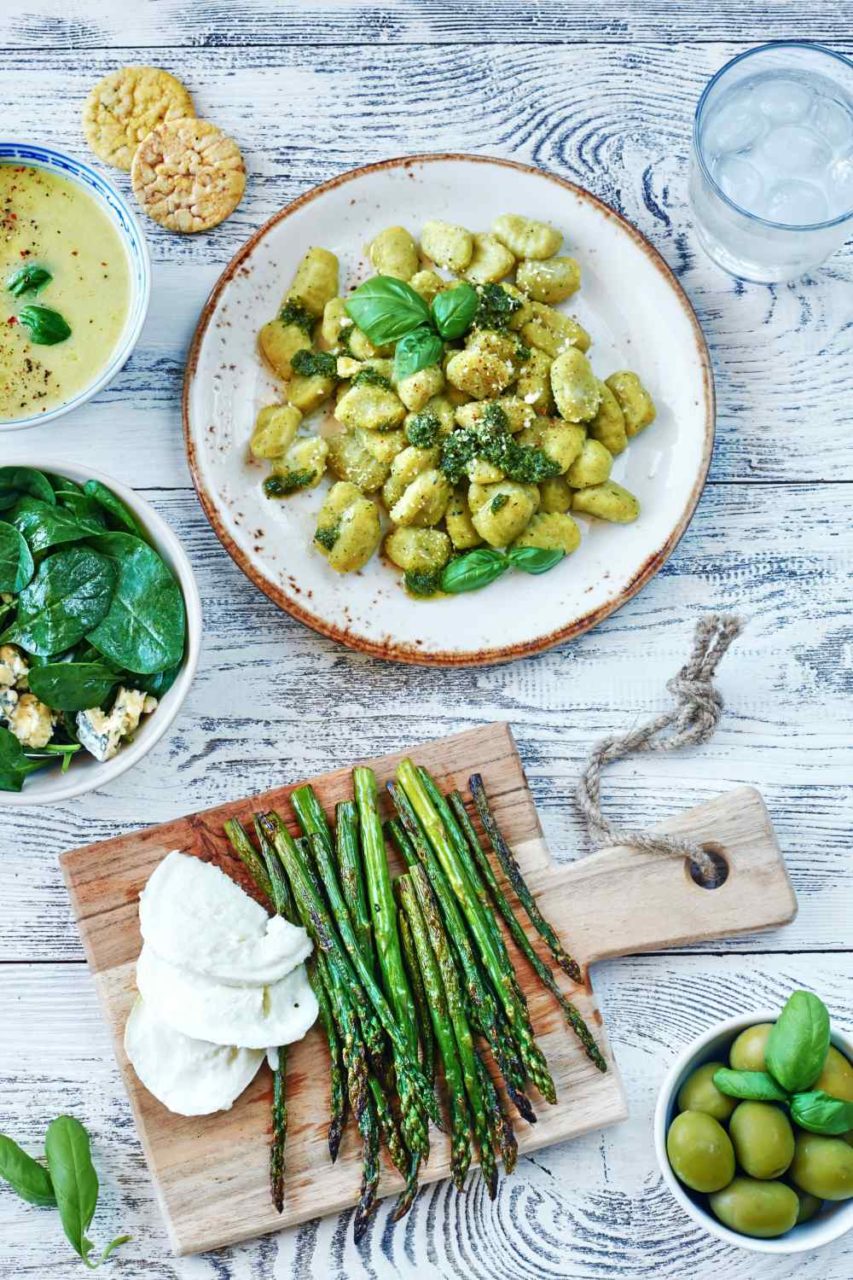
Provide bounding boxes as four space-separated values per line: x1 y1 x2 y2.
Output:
184 154 714 666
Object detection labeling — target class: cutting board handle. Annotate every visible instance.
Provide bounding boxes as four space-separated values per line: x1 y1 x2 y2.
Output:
525 786 797 966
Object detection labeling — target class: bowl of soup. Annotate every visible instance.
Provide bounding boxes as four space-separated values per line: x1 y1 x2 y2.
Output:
0 143 150 429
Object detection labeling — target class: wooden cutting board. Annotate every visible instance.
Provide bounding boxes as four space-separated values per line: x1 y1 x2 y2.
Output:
60 722 796 1256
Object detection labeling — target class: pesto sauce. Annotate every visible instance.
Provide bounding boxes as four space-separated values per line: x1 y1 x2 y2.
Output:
439 403 560 485
290 348 337 379
263 469 317 497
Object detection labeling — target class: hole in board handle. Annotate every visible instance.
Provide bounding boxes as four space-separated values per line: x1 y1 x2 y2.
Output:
688 844 729 890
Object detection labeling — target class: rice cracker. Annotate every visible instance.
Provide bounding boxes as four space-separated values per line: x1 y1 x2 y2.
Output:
83 66 195 171
131 118 246 234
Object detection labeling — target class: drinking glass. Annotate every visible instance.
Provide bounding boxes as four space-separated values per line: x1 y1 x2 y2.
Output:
689 42 853 282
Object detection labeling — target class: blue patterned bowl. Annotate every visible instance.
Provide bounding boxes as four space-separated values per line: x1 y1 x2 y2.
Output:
0 142 151 430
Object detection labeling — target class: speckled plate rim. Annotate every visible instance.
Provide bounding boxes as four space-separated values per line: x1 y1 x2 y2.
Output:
183 153 715 667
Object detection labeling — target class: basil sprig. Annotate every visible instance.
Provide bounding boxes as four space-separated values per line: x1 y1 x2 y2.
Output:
6 263 52 297
712 1068 789 1102
18 304 71 345
345 276 479 384
765 990 831 1093
440 545 566 594
789 1091 853 1136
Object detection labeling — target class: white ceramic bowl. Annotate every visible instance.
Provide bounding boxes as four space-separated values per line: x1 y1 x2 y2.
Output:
655 1008 853 1253
0 142 151 431
0 460 201 806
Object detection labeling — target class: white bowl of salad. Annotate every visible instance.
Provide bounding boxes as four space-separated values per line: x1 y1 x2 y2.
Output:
0 460 201 805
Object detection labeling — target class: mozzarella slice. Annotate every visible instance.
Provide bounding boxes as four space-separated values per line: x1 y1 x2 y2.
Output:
136 944 318 1049
124 997 265 1116
139 850 312 986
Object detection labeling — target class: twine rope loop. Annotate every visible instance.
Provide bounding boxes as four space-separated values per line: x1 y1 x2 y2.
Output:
575 615 744 880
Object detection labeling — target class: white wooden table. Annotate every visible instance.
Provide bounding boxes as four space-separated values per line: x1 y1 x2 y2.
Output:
2 4 851 1277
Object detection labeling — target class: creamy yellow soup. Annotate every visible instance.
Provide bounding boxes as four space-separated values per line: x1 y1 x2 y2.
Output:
0 164 131 421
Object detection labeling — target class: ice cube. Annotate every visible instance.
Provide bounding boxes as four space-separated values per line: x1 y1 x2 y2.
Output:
765 179 829 226
703 91 766 155
811 95 853 150
713 154 764 211
759 124 832 175
827 153 853 215
754 76 813 124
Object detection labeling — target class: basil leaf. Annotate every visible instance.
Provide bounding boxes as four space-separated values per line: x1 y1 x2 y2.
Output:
44 1115 100 1266
0 520 34 593
10 498 104 555
0 1133 56 1206
432 282 478 339
0 547 117 657
344 275 430 346
82 481 149 541
0 467 56 512
766 991 831 1093
789 1090 853 1135
507 546 566 575
0 726 54 792
6 263 52 297
712 1068 789 1102
440 548 509 594
28 662 121 713
17 305 71 345
86 533 186 675
393 326 444 382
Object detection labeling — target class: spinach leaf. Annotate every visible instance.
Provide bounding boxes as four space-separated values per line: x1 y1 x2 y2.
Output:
766 991 831 1093
0 467 56 512
0 547 117 657
712 1068 789 1102
45 1115 130 1268
82 481 148 541
134 662 181 699
440 548 509 594
432 282 478 339
11 498 104 555
393 326 444 382
6 263 52 297
28 663 121 713
507 546 566 575
86 533 186 675
0 726 54 792
57 492 108 529
0 520 34 593
18 305 71 345
0 1133 56 1206
789 1090 853 1135
345 276 431 346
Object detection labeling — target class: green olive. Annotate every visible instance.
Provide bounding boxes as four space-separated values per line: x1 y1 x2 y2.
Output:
730 1023 773 1072
729 1101 795 1180
666 1110 735 1193
792 1187 822 1224
677 1062 737 1122
813 1045 853 1103
790 1133 853 1201
709 1178 799 1238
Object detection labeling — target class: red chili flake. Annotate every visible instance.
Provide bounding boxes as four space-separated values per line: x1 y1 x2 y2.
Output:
7 316 17 325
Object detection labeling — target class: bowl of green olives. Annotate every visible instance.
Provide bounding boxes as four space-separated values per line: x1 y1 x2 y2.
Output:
654 992 853 1253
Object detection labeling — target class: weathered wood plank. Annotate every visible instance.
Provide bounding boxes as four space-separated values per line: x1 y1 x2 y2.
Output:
3 42 851 483
2 955 851 1278
0 483 850 961
1 0 851 48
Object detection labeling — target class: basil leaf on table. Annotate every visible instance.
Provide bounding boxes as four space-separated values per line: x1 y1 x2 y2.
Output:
0 547 118 657
393 326 444 382
86 533 186 675
440 548 510 594
507 546 566 575
82 481 149 541
0 726 54 792
0 520 34 593
431 281 478 339
45 1115 130 1268
6 263 52 297
28 662 121 713
0 466 56 512
0 1133 56 1206
712 1068 789 1102
17 304 71 345
10 498 105 555
344 275 431 346
789 1090 853 1135
765 990 831 1093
